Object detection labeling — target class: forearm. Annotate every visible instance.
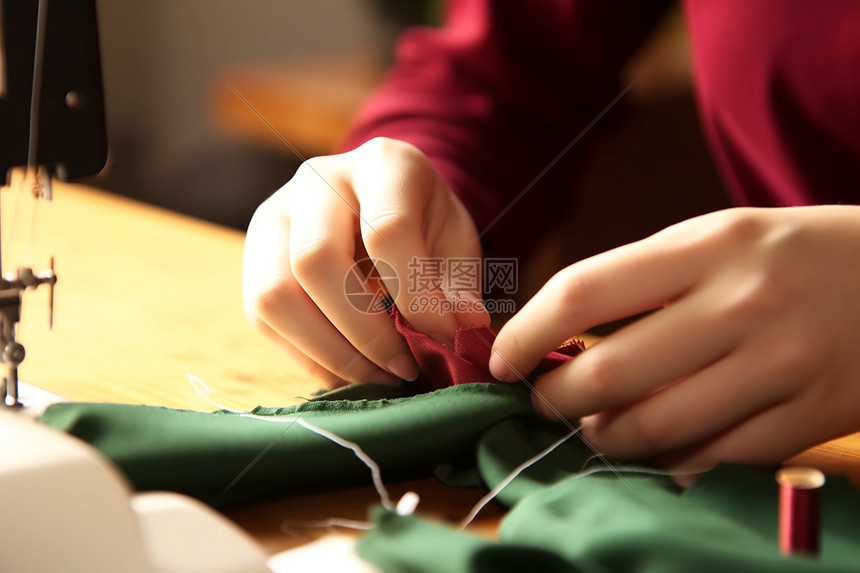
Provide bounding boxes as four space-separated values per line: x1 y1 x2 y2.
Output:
342 0 672 260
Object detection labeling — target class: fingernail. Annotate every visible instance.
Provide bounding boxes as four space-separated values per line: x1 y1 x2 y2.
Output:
489 352 515 382
579 424 597 444
387 353 420 382
579 414 600 431
428 332 453 349
672 472 701 488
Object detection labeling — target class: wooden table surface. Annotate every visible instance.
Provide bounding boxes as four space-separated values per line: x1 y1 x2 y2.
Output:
3 178 500 557
8 177 316 412
7 178 860 557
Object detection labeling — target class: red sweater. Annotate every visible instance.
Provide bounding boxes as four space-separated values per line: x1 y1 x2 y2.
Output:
342 0 860 259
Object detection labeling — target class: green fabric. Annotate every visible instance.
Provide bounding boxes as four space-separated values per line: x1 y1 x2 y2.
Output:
476 417 592 506
37 381 860 570
37 382 532 506
357 420 860 572
360 507 580 573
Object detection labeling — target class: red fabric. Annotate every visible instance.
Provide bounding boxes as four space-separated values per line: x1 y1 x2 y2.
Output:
392 307 584 392
685 1 860 208
341 0 860 260
341 0 671 261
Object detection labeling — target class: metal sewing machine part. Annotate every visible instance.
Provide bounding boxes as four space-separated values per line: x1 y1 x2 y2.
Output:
0 4 6 98
0 0 107 406
0 254 55 406
1 5 297 571
0 0 108 179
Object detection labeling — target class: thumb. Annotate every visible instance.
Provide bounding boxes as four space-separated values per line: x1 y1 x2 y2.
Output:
451 290 492 330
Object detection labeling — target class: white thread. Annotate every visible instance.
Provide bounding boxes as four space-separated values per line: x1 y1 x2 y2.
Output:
280 517 374 532
579 451 605 471
186 373 244 412
460 464 711 529
458 426 581 529
241 412 394 510
186 373 394 510
458 426 711 530
396 491 420 516
276 492 416 534
186 375 708 537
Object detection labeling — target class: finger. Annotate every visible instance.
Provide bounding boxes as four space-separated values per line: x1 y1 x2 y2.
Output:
288 172 420 381
351 144 459 342
657 399 824 472
426 188 490 331
577 342 795 459
490 228 712 382
256 273 401 385
527 286 744 420
244 200 399 385
252 318 342 385
670 471 702 488
451 290 492 330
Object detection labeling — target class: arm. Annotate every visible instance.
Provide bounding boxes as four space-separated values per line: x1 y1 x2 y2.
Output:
342 0 672 260
242 0 670 387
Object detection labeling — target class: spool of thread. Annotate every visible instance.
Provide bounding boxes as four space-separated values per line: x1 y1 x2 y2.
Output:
776 466 825 557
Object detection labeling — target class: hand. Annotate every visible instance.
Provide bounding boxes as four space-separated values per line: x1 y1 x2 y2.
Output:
243 138 489 386
490 206 860 471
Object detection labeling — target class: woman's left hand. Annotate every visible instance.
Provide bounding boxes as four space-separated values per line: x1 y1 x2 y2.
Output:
490 206 860 472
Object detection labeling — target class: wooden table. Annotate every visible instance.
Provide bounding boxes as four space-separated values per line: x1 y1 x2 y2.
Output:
8 177 316 412
2 178 501 559
7 179 860 558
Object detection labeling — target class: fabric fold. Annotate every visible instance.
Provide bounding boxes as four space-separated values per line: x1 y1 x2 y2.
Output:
37 382 533 506
357 421 860 573
392 306 584 391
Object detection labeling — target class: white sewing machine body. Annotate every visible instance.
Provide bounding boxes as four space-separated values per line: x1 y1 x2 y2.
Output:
0 403 271 573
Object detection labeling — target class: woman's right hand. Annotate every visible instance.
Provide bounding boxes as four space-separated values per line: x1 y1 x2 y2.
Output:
242 137 489 387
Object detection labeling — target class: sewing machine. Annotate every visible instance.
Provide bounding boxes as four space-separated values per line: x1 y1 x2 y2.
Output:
0 3 316 570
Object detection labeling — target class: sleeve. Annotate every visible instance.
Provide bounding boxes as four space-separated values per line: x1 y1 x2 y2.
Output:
341 0 673 260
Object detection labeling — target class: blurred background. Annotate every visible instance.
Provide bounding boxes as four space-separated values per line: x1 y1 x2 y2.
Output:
91 0 438 229
90 0 729 291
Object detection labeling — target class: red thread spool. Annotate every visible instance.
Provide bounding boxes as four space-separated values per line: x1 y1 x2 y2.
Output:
776 467 825 557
